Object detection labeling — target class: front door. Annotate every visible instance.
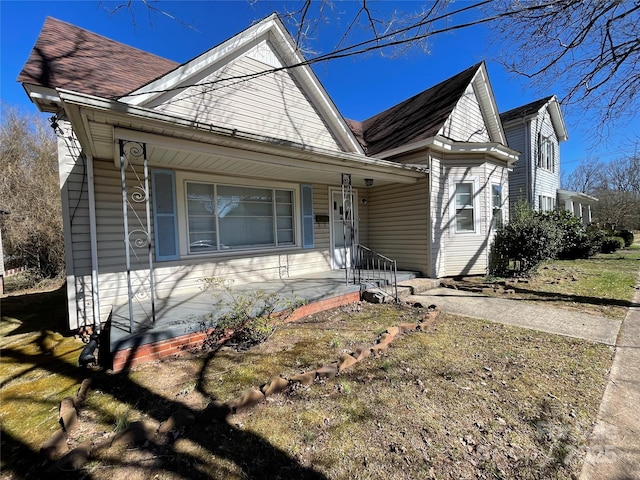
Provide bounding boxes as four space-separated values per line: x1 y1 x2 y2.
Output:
330 189 357 269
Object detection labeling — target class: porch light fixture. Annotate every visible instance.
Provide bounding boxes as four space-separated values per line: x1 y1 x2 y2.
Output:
364 178 374 187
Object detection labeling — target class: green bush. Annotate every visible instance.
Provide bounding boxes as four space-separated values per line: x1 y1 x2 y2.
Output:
614 229 635 247
601 237 625 254
490 202 562 276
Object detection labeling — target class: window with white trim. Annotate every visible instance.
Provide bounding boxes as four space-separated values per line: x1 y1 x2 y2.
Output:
186 182 295 253
455 182 475 232
538 195 556 212
492 184 503 228
538 134 556 172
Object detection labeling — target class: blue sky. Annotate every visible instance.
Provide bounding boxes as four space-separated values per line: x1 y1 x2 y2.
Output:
1 0 637 177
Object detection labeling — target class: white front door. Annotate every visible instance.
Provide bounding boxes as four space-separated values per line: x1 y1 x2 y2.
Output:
330 189 357 269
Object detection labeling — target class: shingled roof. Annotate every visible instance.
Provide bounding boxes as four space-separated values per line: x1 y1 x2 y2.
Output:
500 96 554 124
350 63 483 156
17 17 178 99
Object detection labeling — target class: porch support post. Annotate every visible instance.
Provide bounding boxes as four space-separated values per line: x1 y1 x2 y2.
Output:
86 154 101 332
119 140 156 332
120 143 134 332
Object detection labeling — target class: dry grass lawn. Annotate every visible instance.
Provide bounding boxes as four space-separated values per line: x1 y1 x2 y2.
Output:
1 297 613 480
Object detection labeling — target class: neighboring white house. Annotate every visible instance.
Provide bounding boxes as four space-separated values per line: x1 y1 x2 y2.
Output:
19 15 517 334
500 96 597 223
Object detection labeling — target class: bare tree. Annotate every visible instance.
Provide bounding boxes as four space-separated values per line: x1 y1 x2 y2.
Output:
562 158 605 194
591 155 640 229
107 1 639 136
0 106 64 281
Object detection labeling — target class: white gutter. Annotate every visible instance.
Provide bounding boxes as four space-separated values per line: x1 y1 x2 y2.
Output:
86 154 101 332
57 89 425 179
376 135 519 165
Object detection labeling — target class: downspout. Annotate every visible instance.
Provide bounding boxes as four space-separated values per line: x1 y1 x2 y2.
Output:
427 152 433 278
85 154 101 334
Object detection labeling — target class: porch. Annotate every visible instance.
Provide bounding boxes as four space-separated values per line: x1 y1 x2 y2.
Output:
105 269 420 371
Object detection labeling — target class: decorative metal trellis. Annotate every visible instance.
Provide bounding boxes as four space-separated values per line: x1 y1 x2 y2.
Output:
341 173 355 285
119 140 155 332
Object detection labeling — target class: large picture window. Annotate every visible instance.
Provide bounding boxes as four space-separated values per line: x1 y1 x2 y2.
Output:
455 182 475 232
186 182 295 253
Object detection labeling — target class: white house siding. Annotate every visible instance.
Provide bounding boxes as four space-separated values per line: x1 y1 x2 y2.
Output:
530 111 560 209
429 156 445 278
441 160 501 277
439 84 491 142
366 179 430 275
56 121 95 330
90 163 337 313
151 53 343 152
503 123 529 209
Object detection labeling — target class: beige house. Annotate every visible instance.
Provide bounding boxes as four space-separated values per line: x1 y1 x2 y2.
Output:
19 15 517 335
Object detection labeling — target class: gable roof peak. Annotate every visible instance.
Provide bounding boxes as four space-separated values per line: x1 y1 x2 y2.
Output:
500 95 568 142
355 61 503 156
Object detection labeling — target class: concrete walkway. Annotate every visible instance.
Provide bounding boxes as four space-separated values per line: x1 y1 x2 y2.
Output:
406 277 640 480
405 288 621 345
580 277 640 480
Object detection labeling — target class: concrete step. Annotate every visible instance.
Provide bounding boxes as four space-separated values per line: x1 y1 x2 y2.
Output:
362 277 440 303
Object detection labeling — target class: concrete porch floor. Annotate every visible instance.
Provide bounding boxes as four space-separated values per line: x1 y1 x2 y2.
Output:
107 269 420 355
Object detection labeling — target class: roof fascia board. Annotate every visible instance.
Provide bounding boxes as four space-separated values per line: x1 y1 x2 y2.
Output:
23 84 62 113
557 189 598 202
57 89 422 180
547 96 569 142
471 64 507 145
376 135 518 164
269 18 364 154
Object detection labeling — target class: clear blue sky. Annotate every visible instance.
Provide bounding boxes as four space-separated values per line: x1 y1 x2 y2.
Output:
1 0 637 177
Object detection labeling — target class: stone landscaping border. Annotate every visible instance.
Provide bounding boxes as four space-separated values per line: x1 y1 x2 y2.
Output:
40 303 442 473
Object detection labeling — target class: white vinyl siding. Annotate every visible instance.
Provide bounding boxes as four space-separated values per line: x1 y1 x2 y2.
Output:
56 121 94 329
504 107 560 213
441 161 508 277
90 175 333 313
503 124 529 210
151 53 343 152
366 179 430 275
439 83 491 142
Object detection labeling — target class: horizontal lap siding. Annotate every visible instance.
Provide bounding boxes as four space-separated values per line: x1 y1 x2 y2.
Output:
92 169 333 309
504 124 528 208
531 111 560 204
366 179 429 275
430 157 445 277
443 163 494 277
440 84 491 143
154 55 342 151
57 122 94 329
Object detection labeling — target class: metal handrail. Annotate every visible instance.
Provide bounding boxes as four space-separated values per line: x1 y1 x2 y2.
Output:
351 244 398 302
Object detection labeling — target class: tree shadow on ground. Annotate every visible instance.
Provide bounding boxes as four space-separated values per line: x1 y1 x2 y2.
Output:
1 295 328 480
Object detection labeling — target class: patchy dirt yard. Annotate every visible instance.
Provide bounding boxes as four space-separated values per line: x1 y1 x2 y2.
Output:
2 298 613 480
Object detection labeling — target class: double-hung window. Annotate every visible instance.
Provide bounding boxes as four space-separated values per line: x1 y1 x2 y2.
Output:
455 182 475 232
186 182 295 253
538 135 556 172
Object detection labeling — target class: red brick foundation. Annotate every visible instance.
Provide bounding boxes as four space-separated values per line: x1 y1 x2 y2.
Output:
110 291 361 373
